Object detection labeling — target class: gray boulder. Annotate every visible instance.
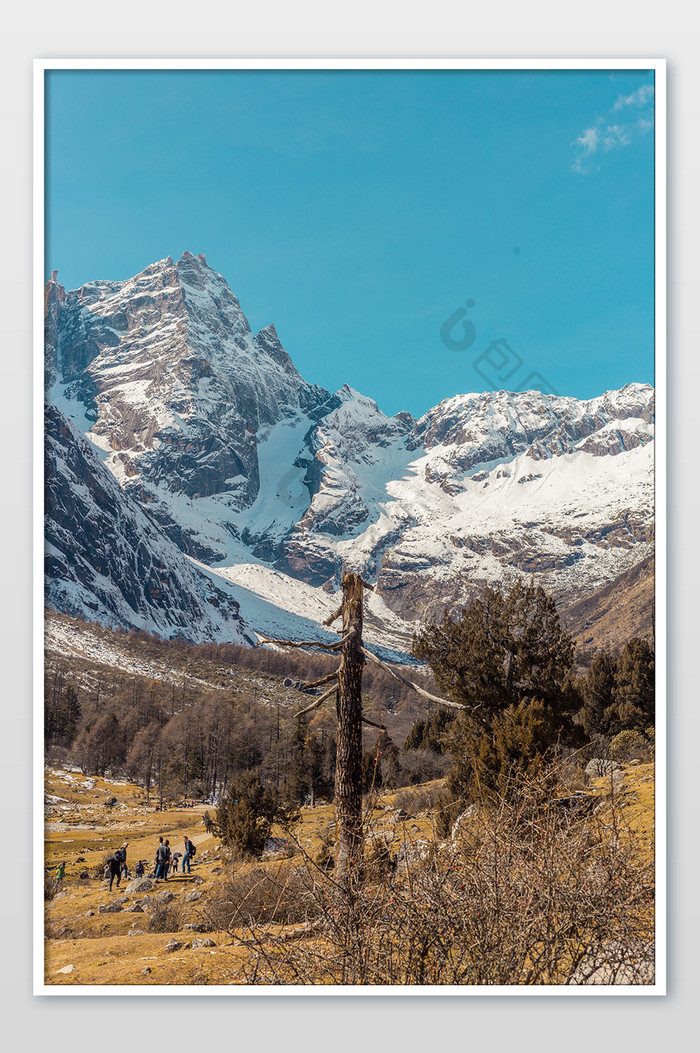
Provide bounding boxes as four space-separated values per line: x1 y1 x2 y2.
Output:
163 938 182 953
184 890 202 903
192 937 216 949
126 877 154 894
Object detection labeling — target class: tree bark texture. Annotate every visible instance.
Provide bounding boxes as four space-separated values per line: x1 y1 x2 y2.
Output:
334 572 365 889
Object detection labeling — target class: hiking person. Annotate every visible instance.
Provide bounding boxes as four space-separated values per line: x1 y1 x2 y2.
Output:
108 851 122 891
155 836 165 879
134 860 145 878
155 838 171 880
171 852 182 875
182 836 194 873
120 842 129 880
55 861 66 883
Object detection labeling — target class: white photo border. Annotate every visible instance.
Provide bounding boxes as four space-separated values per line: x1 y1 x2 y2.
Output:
33 56 666 997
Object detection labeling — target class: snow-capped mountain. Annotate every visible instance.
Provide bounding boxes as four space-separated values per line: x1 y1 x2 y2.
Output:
45 402 254 645
45 253 655 653
45 252 335 563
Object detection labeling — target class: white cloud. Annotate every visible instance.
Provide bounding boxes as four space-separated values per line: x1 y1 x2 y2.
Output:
571 81 654 174
613 84 655 111
602 124 632 150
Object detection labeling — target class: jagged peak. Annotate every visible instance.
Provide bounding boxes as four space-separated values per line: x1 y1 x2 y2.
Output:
334 383 364 402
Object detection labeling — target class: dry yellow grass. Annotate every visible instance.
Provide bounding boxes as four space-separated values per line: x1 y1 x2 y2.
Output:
43 764 654 987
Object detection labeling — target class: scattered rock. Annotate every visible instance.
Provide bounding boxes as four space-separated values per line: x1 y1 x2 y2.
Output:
164 939 182 953
128 928 146 936
191 937 216 949
126 877 154 894
124 903 144 913
56 964 75 974
156 890 175 905
104 797 118 807
184 890 202 903
396 839 433 867
141 967 151 975
183 923 206 932
551 792 597 815
76 856 86 863
98 902 122 914
79 870 90 880
391 809 412 823
263 837 292 858
85 910 95 917
451 805 478 840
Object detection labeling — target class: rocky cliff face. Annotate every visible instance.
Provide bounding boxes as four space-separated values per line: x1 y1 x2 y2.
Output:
46 253 655 650
45 402 254 644
46 252 334 562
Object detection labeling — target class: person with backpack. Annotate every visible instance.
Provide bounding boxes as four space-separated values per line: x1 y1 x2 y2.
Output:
108 851 122 891
55 861 66 883
182 836 196 873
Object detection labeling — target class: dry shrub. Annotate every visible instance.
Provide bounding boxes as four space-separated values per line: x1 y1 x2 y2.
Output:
218 768 654 986
206 864 321 932
392 783 446 816
610 729 653 763
44 872 59 901
147 902 185 934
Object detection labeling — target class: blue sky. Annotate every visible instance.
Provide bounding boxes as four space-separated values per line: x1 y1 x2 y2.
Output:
45 68 655 418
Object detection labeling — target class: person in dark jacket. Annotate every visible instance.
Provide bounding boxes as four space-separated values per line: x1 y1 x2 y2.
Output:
154 836 163 877
120 842 129 880
155 838 171 880
108 851 122 891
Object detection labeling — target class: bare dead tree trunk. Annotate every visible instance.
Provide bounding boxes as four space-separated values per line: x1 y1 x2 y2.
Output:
334 572 365 891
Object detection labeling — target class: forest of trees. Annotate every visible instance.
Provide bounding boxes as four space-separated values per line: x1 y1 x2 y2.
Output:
44 622 437 806
44 580 654 827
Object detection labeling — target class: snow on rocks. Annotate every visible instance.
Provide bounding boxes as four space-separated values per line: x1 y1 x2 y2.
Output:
46 253 654 648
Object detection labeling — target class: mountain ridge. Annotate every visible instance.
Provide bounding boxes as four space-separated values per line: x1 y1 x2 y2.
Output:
45 252 655 652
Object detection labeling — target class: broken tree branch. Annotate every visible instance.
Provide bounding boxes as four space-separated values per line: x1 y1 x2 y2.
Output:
294 683 338 719
360 646 468 711
322 604 343 627
361 716 386 730
258 636 346 653
298 670 341 691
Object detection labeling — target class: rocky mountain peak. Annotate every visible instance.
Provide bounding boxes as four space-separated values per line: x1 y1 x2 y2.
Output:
45 253 655 652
